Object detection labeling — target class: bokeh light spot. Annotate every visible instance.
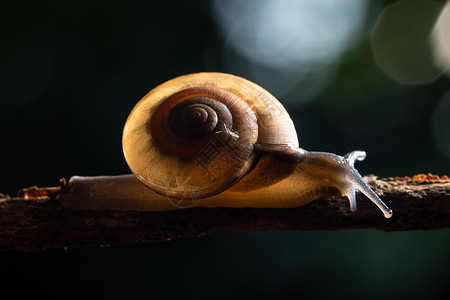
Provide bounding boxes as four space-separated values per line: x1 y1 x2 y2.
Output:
432 1 450 75
431 91 450 161
371 0 443 85
210 0 369 105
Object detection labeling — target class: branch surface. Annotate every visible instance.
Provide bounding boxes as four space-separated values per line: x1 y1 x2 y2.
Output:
1 175 449 252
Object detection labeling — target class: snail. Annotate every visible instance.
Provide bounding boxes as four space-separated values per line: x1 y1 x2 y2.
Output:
59 72 393 218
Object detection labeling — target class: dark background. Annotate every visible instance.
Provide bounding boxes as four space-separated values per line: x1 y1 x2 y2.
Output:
1 0 449 299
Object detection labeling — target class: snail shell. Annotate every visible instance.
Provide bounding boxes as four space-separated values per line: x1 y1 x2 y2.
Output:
122 72 301 200
59 73 393 218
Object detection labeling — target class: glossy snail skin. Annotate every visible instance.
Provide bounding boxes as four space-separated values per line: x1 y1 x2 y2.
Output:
59 73 393 218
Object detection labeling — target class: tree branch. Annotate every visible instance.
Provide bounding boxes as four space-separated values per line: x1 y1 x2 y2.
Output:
1 175 449 252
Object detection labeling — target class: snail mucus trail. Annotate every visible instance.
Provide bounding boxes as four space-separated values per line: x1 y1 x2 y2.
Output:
59 72 393 218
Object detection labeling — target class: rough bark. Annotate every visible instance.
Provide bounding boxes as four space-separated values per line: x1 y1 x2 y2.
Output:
0 175 449 252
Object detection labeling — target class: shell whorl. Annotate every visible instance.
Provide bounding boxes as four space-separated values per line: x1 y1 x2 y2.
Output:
122 72 299 200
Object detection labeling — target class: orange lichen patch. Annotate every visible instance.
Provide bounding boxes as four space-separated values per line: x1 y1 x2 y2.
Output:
412 173 448 181
413 174 428 181
382 173 449 182
17 178 66 199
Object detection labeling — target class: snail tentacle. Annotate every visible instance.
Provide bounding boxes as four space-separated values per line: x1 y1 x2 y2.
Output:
347 168 393 218
342 150 392 218
344 150 367 166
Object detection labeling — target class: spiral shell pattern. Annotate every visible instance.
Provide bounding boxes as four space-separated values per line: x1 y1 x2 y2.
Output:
122 73 299 200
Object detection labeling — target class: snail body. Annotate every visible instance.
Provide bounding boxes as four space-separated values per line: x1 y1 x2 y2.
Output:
59 73 393 218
